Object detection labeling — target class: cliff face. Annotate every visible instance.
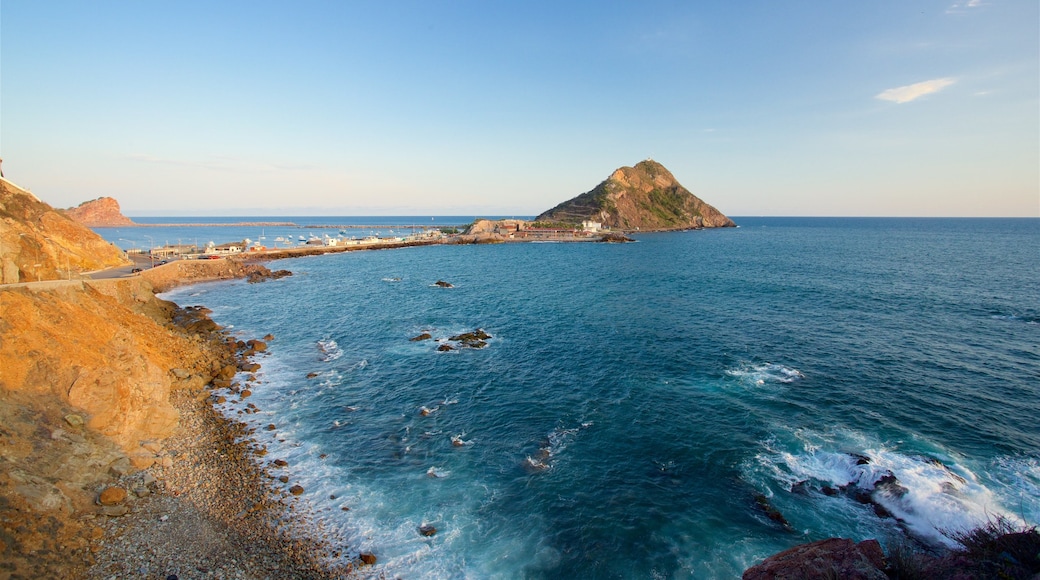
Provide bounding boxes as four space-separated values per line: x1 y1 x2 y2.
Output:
0 180 127 283
63 196 135 227
0 278 227 458
536 160 735 231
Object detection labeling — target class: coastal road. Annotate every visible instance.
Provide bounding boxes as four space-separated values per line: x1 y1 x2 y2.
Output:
87 255 160 280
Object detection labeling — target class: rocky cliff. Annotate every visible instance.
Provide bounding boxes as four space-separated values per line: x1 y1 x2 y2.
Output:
536 160 735 231
0 179 127 283
63 196 135 227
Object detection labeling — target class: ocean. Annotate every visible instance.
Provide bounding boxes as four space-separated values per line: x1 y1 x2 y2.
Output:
153 217 1040 579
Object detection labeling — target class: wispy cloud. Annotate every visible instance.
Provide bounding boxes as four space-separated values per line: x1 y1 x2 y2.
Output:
875 78 956 104
946 0 985 14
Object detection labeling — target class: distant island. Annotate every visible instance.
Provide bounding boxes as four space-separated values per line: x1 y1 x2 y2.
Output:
537 159 735 231
460 160 734 242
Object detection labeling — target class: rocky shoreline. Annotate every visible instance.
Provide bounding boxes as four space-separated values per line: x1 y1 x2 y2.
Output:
0 258 366 579
4 235 1037 579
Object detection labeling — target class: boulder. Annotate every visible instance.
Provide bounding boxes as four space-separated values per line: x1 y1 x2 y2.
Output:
289 485 305 496
359 553 377 566
246 340 268 352
742 538 887 580
410 333 433 342
171 368 191 379
98 486 128 506
419 524 437 537
433 280 454 288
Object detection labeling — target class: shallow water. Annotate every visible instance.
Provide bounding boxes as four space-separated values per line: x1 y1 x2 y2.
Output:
161 217 1040 578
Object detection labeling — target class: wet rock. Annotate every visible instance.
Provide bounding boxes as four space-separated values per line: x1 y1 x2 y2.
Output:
263 333 275 341
753 493 791 529
419 524 437 537
266 424 277 431
98 486 128 506
247 339 268 352
821 485 839 496
410 333 433 342
289 485 304 496
449 329 492 349
850 453 871 465
433 280 454 288
239 362 261 373
598 232 634 242
306 372 320 379
273 459 288 467
873 474 908 498
359 552 377 566
279 476 290 484
437 344 454 352
240 389 252 399
742 538 887 580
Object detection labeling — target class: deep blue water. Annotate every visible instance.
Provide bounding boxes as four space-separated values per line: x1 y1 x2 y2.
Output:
159 217 1040 579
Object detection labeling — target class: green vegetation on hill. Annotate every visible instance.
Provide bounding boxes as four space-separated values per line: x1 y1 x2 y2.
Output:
535 160 734 231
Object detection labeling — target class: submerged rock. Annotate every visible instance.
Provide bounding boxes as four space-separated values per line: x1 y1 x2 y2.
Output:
753 493 792 529
433 280 454 288
410 333 433 342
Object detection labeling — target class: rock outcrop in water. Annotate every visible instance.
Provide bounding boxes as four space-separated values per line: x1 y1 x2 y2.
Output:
63 196 135 227
536 159 735 231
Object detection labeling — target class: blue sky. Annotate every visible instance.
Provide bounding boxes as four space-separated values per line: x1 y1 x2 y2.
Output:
1 1 1037 216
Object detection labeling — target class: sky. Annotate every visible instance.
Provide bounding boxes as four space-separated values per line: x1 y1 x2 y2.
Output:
1 1 1037 217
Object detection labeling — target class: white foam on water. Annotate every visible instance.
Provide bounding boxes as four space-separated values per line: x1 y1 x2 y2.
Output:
726 363 805 386
751 429 1024 548
316 337 343 361
207 349 554 578
986 455 1040 526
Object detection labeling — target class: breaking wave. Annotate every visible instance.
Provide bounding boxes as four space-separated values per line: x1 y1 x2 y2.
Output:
317 338 343 362
747 429 1026 548
726 363 805 386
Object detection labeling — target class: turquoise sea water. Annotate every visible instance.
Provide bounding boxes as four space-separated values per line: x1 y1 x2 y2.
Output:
158 217 1040 579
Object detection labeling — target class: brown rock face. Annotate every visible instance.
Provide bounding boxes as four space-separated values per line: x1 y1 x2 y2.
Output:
742 538 887 580
536 160 735 231
63 196 135 227
0 180 127 283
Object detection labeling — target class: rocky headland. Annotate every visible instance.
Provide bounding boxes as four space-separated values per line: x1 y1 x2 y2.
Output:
63 196 136 228
536 159 736 231
0 180 358 578
1 180 127 283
